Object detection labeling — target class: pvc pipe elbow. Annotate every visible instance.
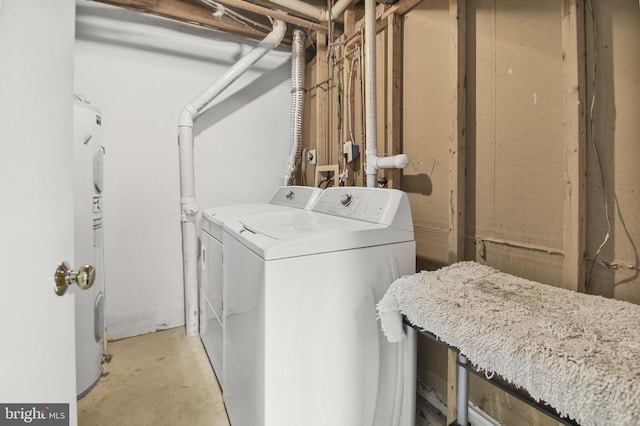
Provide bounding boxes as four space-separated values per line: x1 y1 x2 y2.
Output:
178 106 195 127
376 154 410 169
265 19 287 45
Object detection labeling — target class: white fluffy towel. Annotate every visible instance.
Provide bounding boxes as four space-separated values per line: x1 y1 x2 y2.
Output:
376 261 640 426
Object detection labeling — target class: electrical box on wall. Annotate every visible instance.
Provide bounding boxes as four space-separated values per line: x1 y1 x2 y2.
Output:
343 141 359 163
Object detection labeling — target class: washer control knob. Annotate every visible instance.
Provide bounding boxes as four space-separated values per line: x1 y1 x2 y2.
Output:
340 193 352 206
285 190 295 200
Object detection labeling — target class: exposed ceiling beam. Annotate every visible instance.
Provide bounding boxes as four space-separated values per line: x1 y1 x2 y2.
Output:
379 0 423 21
214 0 327 32
249 0 344 23
92 0 275 42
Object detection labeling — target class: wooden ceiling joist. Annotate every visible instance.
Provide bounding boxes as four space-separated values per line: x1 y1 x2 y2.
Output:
379 0 424 21
92 0 327 42
214 0 327 32
94 0 266 40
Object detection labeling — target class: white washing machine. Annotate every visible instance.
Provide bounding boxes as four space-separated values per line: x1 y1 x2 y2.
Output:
199 186 323 384
223 186 417 426
73 98 106 397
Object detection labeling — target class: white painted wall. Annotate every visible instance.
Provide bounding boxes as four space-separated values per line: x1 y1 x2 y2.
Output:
75 1 291 339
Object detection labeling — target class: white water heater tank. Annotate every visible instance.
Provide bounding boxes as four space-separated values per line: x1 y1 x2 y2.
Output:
73 97 106 397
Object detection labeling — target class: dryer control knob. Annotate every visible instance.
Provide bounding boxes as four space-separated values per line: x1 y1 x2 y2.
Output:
340 194 352 206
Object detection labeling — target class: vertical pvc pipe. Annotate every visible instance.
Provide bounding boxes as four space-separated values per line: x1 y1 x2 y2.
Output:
457 354 469 426
364 0 378 187
178 124 199 336
178 20 286 336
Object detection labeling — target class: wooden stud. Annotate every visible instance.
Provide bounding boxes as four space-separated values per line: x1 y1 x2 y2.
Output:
561 0 587 292
315 31 329 166
448 0 466 265
447 1 466 423
341 8 356 186
354 0 424 34
342 9 356 146
447 350 458 424
385 13 402 189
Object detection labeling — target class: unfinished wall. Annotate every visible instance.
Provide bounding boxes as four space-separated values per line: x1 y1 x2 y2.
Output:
301 18 393 189
403 0 451 271
304 0 639 423
467 0 566 285
404 0 640 423
75 2 291 339
585 0 640 304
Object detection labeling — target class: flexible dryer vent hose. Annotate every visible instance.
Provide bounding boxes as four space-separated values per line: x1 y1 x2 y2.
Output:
282 29 305 186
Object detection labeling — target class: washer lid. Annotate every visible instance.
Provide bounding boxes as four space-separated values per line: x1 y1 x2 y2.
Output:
203 203 286 227
201 187 323 238
225 209 414 260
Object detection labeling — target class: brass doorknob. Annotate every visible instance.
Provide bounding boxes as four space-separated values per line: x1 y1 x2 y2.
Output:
54 262 95 296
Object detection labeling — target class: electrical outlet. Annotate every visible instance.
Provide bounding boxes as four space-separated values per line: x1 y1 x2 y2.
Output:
343 141 353 162
307 149 317 165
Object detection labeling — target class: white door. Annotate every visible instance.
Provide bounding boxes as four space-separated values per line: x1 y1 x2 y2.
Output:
0 1 78 425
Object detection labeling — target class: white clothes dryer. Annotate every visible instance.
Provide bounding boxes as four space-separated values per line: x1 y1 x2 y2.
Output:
223 186 417 426
199 186 322 383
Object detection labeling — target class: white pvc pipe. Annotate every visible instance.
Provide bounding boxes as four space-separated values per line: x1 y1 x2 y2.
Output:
363 0 410 188
328 0 355 20
268 0 408 189
178 19 286 336
178 125 199 337
377 154 410 170
179 20 287 125
268 0 324 21
267 0 354 22
364 0 378 187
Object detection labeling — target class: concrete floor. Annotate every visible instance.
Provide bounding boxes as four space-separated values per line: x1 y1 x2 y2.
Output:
78 327 230 426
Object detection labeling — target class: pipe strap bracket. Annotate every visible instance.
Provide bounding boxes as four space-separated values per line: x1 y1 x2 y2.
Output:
180 197 198 221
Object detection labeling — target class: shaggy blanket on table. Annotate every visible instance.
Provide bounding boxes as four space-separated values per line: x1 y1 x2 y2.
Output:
377 261 640 426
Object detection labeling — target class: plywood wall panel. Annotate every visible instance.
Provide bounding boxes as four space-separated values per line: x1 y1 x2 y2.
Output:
470 0 565 250
402 0 450 241
415 226 449 270
466 239 564 286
